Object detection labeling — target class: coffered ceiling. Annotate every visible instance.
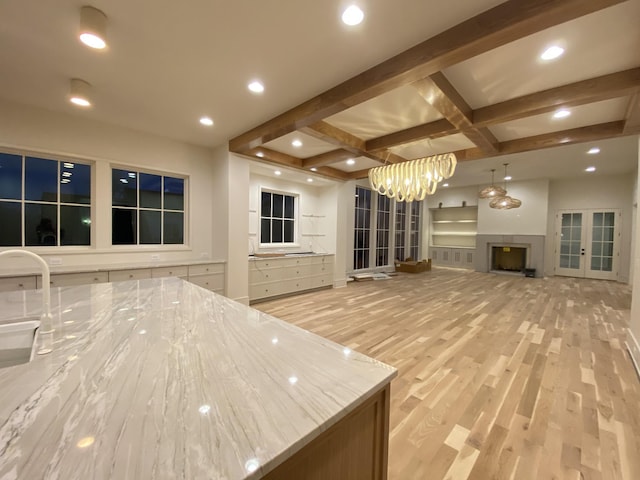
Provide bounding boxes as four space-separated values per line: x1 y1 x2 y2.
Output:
0 0 638 187
230 0 640 185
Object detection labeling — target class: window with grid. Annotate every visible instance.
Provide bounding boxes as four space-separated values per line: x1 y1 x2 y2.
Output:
354 186 371 270
409 201 421 260
375 194 391 267
395 201 406 261
260 191 296 244
112 168 185 245
0 152 92 247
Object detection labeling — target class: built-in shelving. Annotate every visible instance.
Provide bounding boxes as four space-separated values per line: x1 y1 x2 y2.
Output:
429 206 477 269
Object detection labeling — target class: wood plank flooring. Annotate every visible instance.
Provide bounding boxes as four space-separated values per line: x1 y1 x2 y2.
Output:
254 268 640 480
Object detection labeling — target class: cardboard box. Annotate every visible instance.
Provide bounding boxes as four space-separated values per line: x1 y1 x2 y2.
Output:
394 259 432 273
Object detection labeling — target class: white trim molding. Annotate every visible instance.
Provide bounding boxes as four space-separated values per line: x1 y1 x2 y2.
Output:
626 328 640 381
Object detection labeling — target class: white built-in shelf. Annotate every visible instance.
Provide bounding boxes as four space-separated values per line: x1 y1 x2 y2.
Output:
432 232 477 236
302 214 325 218
301 234 326 237
431 220 477 224
249 209 257 213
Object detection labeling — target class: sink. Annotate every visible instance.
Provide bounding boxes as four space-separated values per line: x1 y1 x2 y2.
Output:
0 320 40 369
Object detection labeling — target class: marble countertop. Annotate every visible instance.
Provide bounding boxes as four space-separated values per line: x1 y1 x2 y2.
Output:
0 278 396 479
248 252 333 261
0 258 226 278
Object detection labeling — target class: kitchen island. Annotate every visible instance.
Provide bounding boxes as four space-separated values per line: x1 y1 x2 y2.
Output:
0 278 396 479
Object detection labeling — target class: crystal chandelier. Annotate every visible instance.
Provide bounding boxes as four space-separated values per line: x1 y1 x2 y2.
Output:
489 163 521 210
479 168 506 199
368 153 457 202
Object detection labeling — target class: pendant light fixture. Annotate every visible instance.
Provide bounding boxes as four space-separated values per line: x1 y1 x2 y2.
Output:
79 6 108 50
478 169 506 198
68 78 93 107
489 163 521 210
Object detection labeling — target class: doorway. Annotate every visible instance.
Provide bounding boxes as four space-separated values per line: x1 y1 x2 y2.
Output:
554 209 620 280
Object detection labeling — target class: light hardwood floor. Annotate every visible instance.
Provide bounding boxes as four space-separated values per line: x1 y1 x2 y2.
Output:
254 267 640 480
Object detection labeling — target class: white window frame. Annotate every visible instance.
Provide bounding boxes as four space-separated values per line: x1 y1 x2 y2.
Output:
259 188 299 248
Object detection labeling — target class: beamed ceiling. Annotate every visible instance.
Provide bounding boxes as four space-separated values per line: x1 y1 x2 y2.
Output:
230 0 640 183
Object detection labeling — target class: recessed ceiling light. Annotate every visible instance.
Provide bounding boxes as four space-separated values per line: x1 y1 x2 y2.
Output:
553 109 571 119
256 152 264 158
248 81 264 94
346 158 355 165
442 183 449 187
540 45 564 60
504 175 512 181
291 139 302 147
274 170 281 176
199 116 213 126
342 5 364 26
307 178 313 183
585 166 596 172
588 147 600 154
310 167 317 172
79 6 107 50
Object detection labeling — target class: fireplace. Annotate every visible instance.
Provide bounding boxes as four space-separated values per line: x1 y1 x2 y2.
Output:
491 246 527 273
475 235 544 278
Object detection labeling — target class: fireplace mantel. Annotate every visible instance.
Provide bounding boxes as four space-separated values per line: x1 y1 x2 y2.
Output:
475 235 545 278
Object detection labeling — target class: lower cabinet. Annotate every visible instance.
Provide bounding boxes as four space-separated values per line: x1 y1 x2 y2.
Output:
1 262 226 295
249 255 334 302
430 247 475 269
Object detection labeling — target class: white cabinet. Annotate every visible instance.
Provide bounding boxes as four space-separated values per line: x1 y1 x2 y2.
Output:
429 247 475 270
0 261 226 296
187 263 224 294
41 272 109 288
0 276 36 292
249 255 334 302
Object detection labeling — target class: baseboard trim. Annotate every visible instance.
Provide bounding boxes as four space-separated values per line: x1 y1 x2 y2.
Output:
334 278 348 288
626 328 640 381
232 295 250 306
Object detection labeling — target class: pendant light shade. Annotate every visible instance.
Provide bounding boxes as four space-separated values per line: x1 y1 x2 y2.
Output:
479 169 507 198
489 163 521 210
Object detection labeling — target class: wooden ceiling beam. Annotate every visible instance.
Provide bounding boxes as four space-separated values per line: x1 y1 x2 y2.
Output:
623 93 640 134
313 166 352 181
245 147 303 168
229 0 626 152
300 121 366 151
302 149 354 168
474 67 640 127
365 119 456 152
450 121 628 163
413 73 499 154
302 120 409 166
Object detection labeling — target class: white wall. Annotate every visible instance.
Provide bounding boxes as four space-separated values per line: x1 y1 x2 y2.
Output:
545 174 634 280
0 98 218 271
628 137 640 373
478 179 549 235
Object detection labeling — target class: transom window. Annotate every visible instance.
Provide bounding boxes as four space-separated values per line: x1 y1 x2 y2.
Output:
0 152 92 247
260 191 296 244
112 168 185 245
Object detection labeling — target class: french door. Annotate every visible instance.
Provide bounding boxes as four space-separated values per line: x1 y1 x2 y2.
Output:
555 209 620 280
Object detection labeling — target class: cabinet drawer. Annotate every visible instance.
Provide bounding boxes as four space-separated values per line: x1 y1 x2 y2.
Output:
249 267 283 284
151 266 189 278
310 274 333 289
309 255 334 265
188 263 224 276
109 269 152 282
282 264 312 279
308 264 332 276
45 272 108 288
188 273 224 292
249 283 282 300
0 276 37 292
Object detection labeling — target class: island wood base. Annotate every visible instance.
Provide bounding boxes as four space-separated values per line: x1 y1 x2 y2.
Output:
263 383 391 480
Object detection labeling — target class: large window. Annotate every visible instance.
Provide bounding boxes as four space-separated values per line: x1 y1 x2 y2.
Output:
409 202 421 260
0 152 91 247
395 202 407 262
352 186 423 271
376 195 390 267
354 186 371 269
112 168 185 245
261 191 296 244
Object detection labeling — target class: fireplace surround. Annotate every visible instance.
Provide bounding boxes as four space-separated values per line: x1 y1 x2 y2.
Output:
475 235 544 277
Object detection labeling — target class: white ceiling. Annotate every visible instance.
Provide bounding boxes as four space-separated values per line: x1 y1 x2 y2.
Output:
0 0 638 188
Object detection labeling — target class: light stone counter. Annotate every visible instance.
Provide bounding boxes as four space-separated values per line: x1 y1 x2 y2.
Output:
0 278 396 479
